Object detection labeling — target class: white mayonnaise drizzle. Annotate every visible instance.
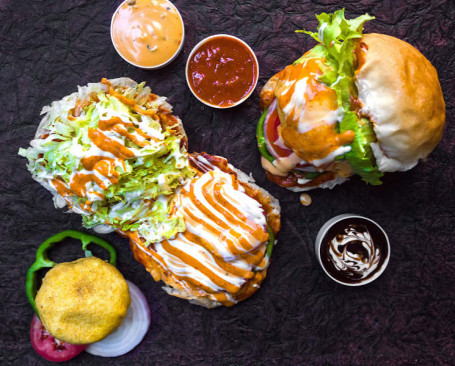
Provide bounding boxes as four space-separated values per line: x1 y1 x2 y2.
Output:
157 174 166 185
296 105 344 134
96 103 165 140
330 75 343 87
69 142 117 161
155 233 247 289
261 154 305 177
283 77 308 126
312 145 351 167
69 168 112 195
196 155 221 172
280 78 297 96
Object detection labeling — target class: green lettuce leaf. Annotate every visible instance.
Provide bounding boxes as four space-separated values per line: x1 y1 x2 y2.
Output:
298 9 374 79
338 114 383 185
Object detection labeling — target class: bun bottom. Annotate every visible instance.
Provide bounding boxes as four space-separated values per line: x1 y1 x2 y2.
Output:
286 176 349 192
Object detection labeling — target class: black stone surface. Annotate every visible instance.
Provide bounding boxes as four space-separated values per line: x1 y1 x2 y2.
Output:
1 0 454 365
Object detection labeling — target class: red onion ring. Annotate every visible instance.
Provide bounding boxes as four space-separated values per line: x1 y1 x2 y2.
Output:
85 280 150 357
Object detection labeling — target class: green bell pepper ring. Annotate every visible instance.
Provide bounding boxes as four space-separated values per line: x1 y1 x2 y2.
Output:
304 172 322 179
256 107 275 164
266 223 275 258
25 230 117 317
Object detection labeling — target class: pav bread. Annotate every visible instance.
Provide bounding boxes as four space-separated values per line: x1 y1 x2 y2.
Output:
355 33 445 172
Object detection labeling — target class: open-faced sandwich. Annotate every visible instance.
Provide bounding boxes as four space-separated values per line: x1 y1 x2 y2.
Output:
20 78 281 308
127 152 280 308
19 77 194 243
257 9 445 191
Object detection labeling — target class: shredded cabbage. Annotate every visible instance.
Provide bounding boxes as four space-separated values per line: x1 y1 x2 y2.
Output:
19 79 194 241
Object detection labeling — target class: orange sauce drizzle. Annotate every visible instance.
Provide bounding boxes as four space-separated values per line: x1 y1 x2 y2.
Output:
81 155 115 171
88 128 135 160
273 58 355 162
66 127 133 198
101 78 158 118
51 179 94 213
52 179 73 197
160 240 240 294
99 116 154 147
180 232 253 279
70 173 109 197
133 104 158 117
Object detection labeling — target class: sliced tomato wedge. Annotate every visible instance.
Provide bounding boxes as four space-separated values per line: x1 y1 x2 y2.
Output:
263 99 293 158
30 314 87 362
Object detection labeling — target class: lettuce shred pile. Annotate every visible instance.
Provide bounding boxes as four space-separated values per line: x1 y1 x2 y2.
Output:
19 79 194 242
296 9 383 185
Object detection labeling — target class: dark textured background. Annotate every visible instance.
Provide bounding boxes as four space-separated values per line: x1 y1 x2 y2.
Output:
1 0 454 365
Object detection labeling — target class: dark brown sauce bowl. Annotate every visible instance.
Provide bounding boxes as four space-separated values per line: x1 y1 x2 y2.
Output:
315 214 391 286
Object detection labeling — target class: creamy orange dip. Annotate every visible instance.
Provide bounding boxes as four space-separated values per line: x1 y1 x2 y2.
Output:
111 0 184 67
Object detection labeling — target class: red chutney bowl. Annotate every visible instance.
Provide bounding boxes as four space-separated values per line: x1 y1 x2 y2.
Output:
185 34 259 109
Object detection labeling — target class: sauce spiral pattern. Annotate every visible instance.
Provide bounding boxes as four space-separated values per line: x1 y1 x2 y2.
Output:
327 224 380 280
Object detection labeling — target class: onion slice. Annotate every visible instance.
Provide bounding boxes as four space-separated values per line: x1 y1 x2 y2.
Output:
85 280 150 357
263 99 279 158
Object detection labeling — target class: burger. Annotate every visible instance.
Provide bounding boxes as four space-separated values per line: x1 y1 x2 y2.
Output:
126 152 281 308
257 9 445 191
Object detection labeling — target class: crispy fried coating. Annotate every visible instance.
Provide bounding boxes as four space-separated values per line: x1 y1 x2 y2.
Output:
35 257 130 344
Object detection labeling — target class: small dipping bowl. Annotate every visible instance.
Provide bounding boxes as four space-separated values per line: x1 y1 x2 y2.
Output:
186 34 259 109
111 0 185 69
315 214 390 286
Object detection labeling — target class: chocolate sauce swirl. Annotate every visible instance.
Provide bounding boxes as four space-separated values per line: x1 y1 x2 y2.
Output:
320 217 388 284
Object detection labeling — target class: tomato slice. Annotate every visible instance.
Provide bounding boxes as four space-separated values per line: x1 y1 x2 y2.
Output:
30 314 87 362
263 99 312 170
264 100 293 158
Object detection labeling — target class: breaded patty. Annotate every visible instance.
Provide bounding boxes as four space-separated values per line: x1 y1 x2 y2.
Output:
35 257 130 344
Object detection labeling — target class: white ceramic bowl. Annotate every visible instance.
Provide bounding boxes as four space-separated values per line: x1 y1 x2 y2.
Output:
315 214 390 286
110 0 185 70
185 34 259 109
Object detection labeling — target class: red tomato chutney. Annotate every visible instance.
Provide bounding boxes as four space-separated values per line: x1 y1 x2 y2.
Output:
187 36 258 107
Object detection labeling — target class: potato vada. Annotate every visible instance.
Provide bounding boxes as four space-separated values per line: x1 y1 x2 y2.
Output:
35 257 130 344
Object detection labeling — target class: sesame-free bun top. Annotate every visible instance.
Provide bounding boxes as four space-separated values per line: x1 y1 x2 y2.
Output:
35 257 130 344
355 33 445 172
